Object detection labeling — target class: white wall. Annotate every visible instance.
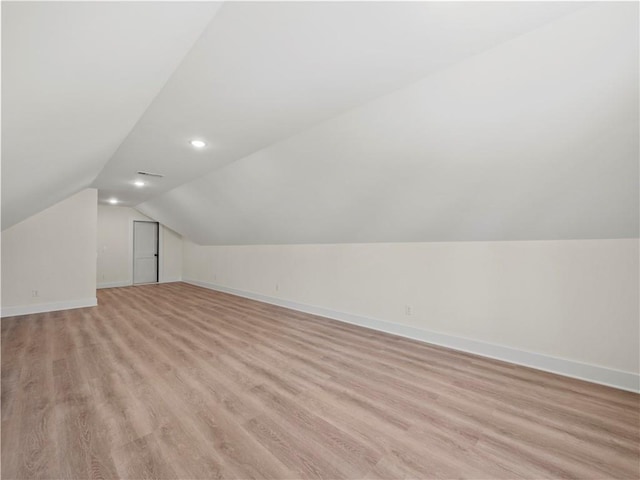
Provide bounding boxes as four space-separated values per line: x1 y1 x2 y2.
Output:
1 188 98 316
183 238 639 391
97 205 182 288
160 224 183 283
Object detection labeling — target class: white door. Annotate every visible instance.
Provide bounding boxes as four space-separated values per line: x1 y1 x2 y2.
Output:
133 221 158 284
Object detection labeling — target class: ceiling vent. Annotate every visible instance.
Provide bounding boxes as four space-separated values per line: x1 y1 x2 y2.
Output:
137 171 164 178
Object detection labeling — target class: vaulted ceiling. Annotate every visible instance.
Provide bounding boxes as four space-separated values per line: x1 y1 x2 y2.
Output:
3 2 638 244
2 1 222 230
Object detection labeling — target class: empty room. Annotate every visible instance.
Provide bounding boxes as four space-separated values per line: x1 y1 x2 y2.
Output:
1 1 639 479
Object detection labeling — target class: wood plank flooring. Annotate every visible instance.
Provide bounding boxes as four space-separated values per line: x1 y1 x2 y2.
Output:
2 282 639 479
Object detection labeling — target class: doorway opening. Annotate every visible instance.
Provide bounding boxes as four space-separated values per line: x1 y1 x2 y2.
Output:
133 221 159 285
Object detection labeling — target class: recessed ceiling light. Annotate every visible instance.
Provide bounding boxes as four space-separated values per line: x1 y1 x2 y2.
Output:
190 139 206 149
108 198 118 205
134 180 145 187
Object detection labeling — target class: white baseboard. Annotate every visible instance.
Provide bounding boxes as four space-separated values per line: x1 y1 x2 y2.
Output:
98 279 182 289
184 279 640 393
97 280 131 289
1 297 98 318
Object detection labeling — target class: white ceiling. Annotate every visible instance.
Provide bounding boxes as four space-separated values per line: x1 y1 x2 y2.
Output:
3 2 638 244
1 1 221 229
92 1 584 206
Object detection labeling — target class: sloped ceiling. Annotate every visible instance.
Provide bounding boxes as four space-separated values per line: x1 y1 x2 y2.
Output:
1 1 222 229
3 2 638 244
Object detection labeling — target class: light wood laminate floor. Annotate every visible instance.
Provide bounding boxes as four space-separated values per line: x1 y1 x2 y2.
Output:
2 282 639 479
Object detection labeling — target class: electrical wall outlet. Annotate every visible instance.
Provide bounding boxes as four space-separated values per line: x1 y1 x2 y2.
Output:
32 290 39 297
275 283 279 292
405 305 412 316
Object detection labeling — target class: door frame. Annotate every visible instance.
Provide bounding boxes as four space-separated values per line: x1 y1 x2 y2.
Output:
133 220 159 284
